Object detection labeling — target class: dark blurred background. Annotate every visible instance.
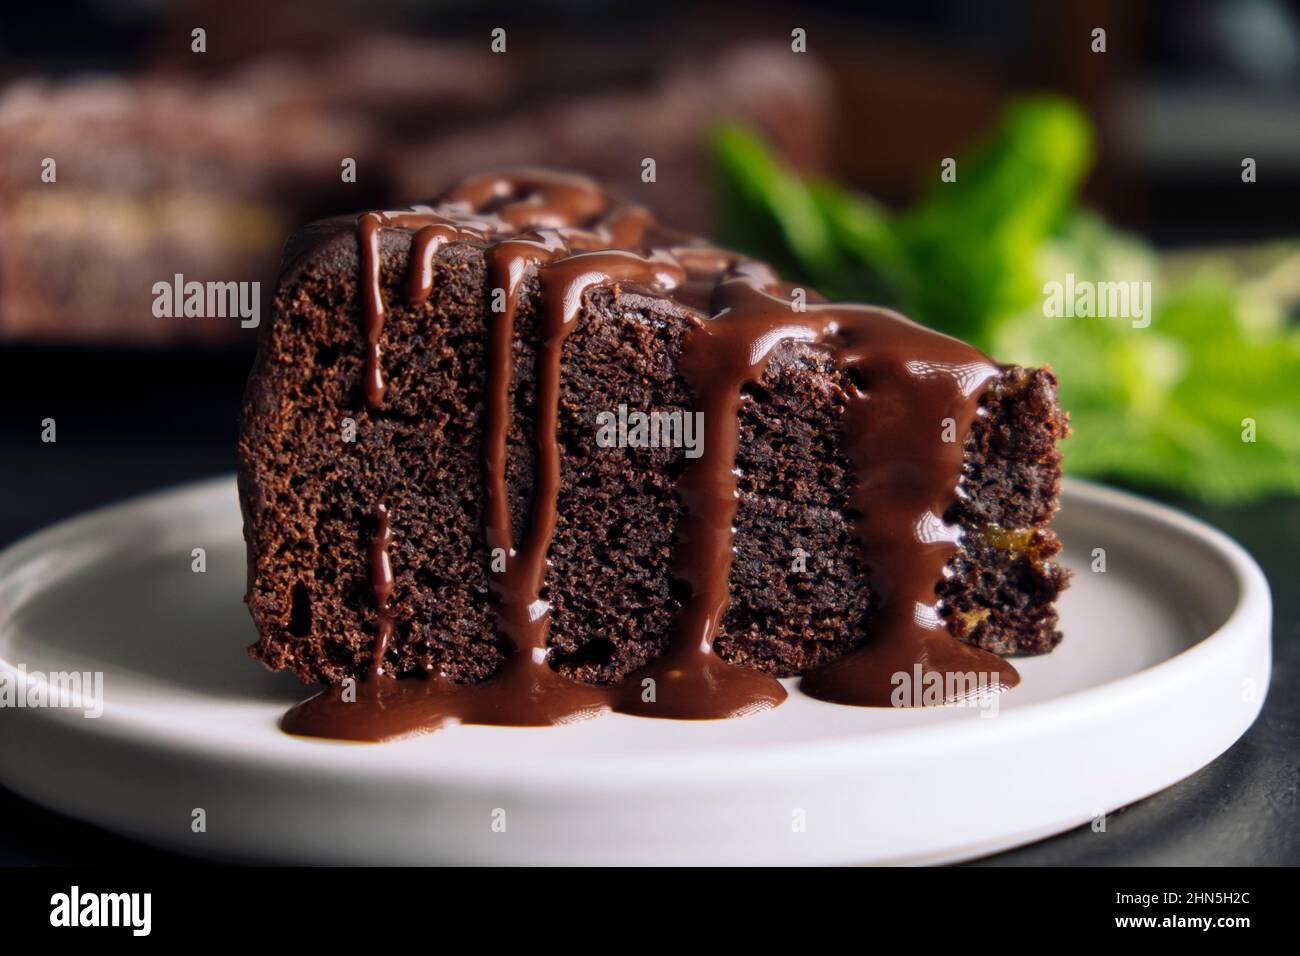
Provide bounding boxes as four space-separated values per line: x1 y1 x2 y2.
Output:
5 0 1299 241
3 0 1298 348
0 0 1296 865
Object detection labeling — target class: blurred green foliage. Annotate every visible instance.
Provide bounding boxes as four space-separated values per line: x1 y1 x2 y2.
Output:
713 98 1300 503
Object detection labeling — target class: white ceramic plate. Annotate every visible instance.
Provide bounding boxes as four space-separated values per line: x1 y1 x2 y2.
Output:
0 476 1270 865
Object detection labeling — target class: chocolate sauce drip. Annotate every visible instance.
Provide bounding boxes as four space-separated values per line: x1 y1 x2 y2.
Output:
368 503 395 678
358 204 505 406
357 212 388 408
281 170 1018 741
703 269 1019 706
443 169 608 229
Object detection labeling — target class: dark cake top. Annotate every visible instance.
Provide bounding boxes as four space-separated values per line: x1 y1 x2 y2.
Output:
280 169 1022 740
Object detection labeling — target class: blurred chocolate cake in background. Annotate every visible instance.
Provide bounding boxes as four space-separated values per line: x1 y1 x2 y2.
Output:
0 39 829 347
0 71 373 346
395 45 831 234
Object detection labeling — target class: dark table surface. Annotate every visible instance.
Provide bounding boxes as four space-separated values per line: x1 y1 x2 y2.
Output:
0 347 1296 866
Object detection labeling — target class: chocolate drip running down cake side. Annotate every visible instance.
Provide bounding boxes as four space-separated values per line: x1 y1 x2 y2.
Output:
237 170 1071 741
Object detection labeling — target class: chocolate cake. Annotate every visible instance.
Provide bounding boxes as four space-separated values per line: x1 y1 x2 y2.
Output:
0 42 825 346
0 73 373 346
237 170 1070 741
394 44 831 235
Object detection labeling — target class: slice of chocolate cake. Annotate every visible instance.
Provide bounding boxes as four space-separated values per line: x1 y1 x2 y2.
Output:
237 170 1070 740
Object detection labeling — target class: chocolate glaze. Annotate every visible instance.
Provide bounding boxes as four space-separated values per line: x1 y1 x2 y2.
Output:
282 170 1018 742
367 502 394 678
